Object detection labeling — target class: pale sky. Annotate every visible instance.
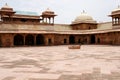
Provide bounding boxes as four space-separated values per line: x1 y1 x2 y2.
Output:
0 0 119 24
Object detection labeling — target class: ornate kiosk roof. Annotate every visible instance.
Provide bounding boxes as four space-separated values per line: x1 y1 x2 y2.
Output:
72 11 96 24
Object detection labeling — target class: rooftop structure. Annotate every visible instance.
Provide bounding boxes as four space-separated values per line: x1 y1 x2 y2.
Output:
72 10 96 24
109 5 120 28
0 3 120 47
0 3 15 16
15 11 39 16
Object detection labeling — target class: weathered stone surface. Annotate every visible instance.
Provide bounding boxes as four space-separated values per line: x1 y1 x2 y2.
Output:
68 45 81 49
0 45 119 80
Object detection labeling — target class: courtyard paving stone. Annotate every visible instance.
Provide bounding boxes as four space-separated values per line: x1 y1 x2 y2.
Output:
0 45 120 80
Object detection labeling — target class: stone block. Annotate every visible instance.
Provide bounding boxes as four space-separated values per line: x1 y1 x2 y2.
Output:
68 45 81 49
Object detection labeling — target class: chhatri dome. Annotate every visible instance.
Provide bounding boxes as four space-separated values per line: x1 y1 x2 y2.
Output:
45 8 54 12
111 5 120 15
112 5 120 12
72 10 96 24
42 8 55 15
1 3 13 11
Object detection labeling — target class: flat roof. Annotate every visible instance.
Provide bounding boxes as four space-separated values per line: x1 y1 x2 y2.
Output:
15 11 39 16
0 29 120 34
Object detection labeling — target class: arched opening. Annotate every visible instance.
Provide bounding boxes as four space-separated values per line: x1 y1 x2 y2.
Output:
97 38 100 44
48 38 52 45
36 34 44 45
14 34 24 46
91 35 95 44
64 39 67 44
78 39 81 43
69 35 75 44
25 34 34 46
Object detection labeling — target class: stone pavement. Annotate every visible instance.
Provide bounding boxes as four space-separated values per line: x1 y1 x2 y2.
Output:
0 45 120 80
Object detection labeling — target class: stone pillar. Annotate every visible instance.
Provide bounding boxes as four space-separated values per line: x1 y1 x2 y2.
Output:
46 18 47 23
42 17 44 23
117 18 119 24
48 17 51 24
115 18 117 24
114 18 115 25
44 35 48 46
52 17 54 24
112 18 114 25
114 18 116 25
119 18 120 25
11 34 14 47
87 36 90 44
45 38 48 46
66 35 69 45
0 15 1 21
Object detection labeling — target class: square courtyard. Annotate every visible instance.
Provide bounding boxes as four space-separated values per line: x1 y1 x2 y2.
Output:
0 45 120 80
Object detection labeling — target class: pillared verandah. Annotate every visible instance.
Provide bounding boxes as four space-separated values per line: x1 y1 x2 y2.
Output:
0 3 120 47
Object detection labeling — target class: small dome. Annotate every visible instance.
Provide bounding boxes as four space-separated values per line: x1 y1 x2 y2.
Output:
1 3 13 11
75 11 93 21
42 8 54 15
45 8 54 12
112 5 120 12
72 11 96 24
2 3 11 8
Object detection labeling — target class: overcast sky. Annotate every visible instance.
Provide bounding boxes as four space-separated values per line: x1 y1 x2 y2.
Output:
0 0 119 24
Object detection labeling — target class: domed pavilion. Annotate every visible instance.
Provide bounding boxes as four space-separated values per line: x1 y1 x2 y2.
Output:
41 8 57 24
71 11 97 30
109 5 120 29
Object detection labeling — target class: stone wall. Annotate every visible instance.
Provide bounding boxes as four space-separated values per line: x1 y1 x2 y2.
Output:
0 23 71 31
54 24 72 31
97 22 112 30
54 34 69 45
72 23 97 30
0 32 120 47
95 32 120 45
1 34 14 47
0 23 54 31
44 34 55 46
112 32 120 45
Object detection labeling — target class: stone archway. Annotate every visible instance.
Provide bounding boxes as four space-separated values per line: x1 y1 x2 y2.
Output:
25 34 34 46
14 34 24 46
91 35 95 44
69 35 75 44
36 34 44 45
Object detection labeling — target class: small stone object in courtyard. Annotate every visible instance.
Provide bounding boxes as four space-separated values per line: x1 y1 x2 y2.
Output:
68 45 81 49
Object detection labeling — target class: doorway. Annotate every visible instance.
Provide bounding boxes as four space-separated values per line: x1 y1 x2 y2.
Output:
69 35 75 44
91 35 95 44
14 34 24 46
36 34 44 45
25 34 34 46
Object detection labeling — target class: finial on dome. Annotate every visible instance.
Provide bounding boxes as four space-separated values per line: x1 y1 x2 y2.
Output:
118 5 120 8
5 3 8 6
81 10 86 14
46 8 51 11
44 8 54 13
83 10 85 13
2 3 11 8
47 8 50 10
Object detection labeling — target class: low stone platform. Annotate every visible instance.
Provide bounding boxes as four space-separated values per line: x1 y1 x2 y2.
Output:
68 45 81 49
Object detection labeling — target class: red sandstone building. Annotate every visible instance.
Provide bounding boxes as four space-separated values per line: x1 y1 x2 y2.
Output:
0 4 120 47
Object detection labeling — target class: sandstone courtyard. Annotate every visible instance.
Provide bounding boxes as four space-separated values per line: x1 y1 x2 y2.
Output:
0 45 120 80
